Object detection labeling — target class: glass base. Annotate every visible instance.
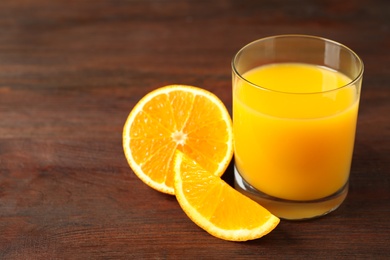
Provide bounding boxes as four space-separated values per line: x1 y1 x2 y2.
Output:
234 167 348 220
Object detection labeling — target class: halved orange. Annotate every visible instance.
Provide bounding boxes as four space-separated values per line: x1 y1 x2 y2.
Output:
123 85 233 195
174 151 280 241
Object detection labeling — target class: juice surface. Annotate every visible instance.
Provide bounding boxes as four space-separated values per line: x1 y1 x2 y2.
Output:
233 63 359 201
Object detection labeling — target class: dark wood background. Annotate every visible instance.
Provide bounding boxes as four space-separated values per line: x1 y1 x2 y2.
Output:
1 0 389 259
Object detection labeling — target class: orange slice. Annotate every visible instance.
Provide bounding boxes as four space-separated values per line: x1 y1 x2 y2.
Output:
123 85 233 195
174 151 280 241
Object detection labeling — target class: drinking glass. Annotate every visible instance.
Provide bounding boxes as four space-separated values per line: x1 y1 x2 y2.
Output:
232 35 364 220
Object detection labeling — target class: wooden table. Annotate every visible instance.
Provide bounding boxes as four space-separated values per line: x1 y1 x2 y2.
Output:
1 0 389 258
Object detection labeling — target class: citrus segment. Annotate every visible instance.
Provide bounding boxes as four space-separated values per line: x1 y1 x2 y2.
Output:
123 85 233 194
174 151 280 241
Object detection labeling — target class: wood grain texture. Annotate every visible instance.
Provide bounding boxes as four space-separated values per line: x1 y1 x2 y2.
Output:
0 0 389 258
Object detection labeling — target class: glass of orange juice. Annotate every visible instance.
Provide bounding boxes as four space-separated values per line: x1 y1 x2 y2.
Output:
232 35 364 220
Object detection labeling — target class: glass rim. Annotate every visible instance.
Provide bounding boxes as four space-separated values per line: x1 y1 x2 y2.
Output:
231 34 364 95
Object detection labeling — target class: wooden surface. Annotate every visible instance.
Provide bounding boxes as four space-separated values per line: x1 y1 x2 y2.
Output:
1 0 389 259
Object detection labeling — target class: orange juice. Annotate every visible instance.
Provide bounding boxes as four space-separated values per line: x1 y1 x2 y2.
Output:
233 63 359 202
